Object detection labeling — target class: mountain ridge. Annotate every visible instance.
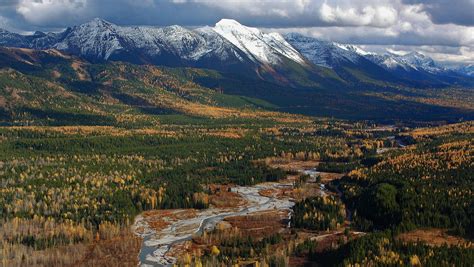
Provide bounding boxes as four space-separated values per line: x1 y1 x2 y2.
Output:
0 18 473 88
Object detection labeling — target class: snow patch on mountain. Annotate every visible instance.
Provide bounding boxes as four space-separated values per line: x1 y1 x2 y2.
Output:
0 28 29 47
366 54 414 71
195 26 245 62
213 19 306 65
3 18 302 67
28 18 247 63
451 64 474 77
367 51 446 74
0 17 471 82
333 43 373 56
401 52 445 73
284 33 365 68
53 18 125 60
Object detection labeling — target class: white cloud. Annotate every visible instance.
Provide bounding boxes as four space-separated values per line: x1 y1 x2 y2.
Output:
431 46 474 64
198 0 313 17
180 0 399 27
366 45 474 64
319 3 397 27
403 0 474 26
0 14 29 33
16 0 88 25
0 15 9 28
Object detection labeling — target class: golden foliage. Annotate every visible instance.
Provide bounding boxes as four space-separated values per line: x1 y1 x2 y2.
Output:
211 245 220 256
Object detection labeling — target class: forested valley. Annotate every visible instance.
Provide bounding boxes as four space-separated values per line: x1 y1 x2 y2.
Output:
0 48 472 266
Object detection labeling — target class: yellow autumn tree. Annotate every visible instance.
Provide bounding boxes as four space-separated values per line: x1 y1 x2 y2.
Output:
211 245 220 256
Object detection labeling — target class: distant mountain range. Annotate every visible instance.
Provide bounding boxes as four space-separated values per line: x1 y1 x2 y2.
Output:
0 18 309 82
285 33 473 86
452 64 474 77
0 18 473 88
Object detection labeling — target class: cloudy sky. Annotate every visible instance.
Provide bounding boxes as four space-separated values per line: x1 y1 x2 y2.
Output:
0 0 473 65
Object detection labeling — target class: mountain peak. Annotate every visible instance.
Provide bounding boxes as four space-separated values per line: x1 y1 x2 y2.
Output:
401 51 437 69
285 33 369 68
213 19 305 65
163 25 189 33
84 18 114 27
32 31 46 37
334 43 373 56
284 32 308 40
405 51 425 57
215 19 242 27
214 19 261 36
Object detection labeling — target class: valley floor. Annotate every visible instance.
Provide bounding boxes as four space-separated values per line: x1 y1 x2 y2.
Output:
1 120 473 266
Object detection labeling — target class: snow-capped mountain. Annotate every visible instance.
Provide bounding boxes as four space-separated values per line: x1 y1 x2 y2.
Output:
452 64 474 77
284 33 399 83
53 18 126 60
284 33 367 68
401 52 442 73
285 33 445 76
0 18 307 74
285 33 474 86
284 32 462 80
214 19 306 65
0 29 29 47
42 18 249 66
366 54 412 71
0 18 472 87
367 52 446 74
366 52 474 86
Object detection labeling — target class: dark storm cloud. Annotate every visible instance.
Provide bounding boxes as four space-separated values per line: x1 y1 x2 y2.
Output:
1 0 253 31
5 0 402 30
0 1 470 31
403 0 474 26
0 0 18 7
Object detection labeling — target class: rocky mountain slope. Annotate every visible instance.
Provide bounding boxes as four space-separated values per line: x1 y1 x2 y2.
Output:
451 64 474 77
0 19 342 76
284 33 473 87
1 18 473 87
0 19 314 80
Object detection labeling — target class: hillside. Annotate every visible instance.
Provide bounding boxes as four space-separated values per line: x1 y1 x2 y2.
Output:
0 47 473 125
0 47 312 126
